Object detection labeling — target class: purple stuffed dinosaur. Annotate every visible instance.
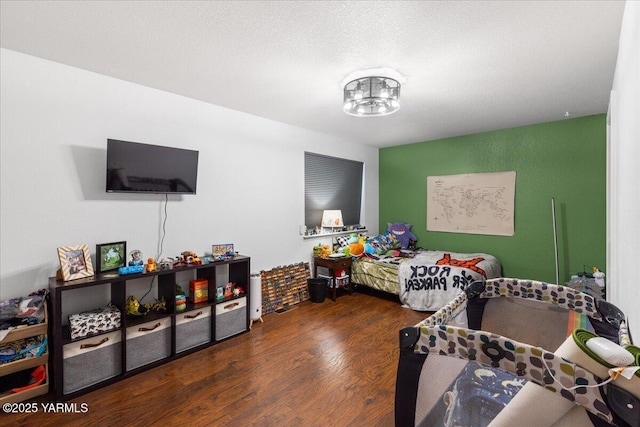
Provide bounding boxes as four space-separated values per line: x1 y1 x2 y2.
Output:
387 222 417 249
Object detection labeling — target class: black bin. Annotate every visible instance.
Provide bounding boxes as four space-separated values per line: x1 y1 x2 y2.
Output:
308 278 327 303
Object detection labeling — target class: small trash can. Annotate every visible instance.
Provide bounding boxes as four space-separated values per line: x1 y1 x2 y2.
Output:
308 278 327 303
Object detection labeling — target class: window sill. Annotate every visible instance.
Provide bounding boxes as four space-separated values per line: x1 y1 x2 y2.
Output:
302 229 368 240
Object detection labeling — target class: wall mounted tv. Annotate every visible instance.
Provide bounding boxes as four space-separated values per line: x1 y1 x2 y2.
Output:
106 139 199 194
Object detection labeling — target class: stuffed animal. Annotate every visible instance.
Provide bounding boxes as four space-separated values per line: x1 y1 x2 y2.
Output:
145 257 157 273
349 242 364 257
158 257 174 270
388 222 417 249
314 244 332 259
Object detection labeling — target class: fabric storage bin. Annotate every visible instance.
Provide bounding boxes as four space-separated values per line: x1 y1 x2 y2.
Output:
215 297 247 341
175 306 212 353
63 330 122 395
126 317 171 371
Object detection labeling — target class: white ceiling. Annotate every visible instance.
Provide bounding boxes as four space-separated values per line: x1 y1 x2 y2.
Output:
0 1 626 147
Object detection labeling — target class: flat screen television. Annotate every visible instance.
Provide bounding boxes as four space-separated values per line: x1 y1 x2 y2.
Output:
106 139 199 194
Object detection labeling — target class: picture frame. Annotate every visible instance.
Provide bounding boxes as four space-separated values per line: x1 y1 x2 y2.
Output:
212 243 235 258
95 241 127 274
57 244 94 281
225 244 235 257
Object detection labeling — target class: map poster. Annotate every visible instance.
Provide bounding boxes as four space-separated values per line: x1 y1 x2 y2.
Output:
427 171 516 236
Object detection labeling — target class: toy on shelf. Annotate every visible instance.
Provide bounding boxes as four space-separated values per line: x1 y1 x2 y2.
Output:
224 282 234 298
173 251 202 268
181 250 201 264
175 284 187 312
175 284 184 294
145 257 157 273
189 279 209 304
125 295 148 317
175 295 186 312
158 257 174 271
128 250 143 266
118 265 144 275
143 297 166 312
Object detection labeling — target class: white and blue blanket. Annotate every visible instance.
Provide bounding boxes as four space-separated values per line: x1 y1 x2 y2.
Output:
398 250 501 311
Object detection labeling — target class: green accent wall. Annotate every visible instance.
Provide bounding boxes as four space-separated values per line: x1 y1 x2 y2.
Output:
379 115 606 284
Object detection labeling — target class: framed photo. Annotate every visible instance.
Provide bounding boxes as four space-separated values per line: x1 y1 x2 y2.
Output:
225 244 235 256
57 244 94 281
212 243 235 258
96 241 127 274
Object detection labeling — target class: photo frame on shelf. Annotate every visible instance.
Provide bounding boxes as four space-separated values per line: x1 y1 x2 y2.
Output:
225 244 235 256
95 241 127 274
57 244 94 281
212 243 235 258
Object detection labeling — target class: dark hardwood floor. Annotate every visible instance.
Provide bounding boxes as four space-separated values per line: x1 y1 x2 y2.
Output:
3 289 428 427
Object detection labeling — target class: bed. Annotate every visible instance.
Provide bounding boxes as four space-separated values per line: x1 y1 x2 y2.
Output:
351 249 501 311
395 278 638 427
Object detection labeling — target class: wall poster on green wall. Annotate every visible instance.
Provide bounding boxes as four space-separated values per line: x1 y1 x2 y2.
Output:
426 171 516 236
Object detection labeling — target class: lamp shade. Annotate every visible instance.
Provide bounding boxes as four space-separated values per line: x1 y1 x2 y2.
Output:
321 210 344 227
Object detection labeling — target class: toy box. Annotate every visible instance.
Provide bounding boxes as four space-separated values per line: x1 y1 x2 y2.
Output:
68 304 121 339
189 279 209 304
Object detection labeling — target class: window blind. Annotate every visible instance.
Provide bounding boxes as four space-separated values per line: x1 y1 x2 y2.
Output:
304 152 363 228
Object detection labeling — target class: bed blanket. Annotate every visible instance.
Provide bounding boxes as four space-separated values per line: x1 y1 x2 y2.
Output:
398 250 501 311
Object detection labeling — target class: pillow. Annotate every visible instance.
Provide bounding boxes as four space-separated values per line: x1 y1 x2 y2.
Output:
336 235 351 248
387 222 417 249
366 231 400 254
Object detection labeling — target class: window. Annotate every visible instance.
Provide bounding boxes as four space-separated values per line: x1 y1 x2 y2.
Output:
304 152 364 228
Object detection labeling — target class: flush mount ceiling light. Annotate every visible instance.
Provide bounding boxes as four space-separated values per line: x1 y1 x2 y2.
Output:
343 76 400 117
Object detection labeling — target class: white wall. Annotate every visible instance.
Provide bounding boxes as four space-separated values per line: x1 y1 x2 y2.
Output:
607 1 639 339
0 48 379 301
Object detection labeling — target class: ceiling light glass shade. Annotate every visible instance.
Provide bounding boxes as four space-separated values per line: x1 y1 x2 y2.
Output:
343 76 400 117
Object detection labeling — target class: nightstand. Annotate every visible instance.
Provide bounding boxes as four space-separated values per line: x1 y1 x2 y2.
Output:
313 256 353 301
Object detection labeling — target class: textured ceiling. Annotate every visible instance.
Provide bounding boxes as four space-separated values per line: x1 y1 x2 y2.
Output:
0 1 626 147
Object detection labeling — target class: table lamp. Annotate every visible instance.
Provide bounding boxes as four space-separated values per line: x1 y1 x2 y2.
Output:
321 210 344 232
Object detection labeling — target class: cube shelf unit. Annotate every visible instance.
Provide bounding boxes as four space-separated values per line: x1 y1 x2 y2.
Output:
48 255 250 401
0 306 49 403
